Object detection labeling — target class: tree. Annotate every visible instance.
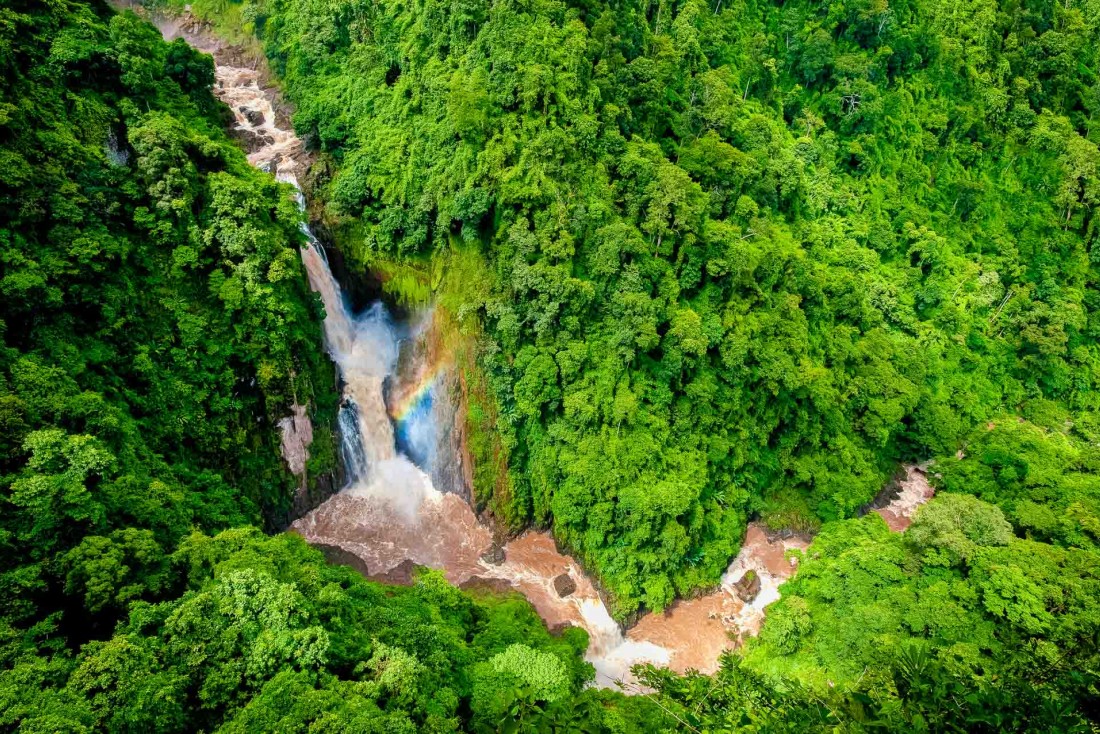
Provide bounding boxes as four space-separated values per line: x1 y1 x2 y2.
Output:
908 494 1013 566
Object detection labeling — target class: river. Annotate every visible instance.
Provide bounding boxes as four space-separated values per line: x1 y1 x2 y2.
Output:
155 12 931 689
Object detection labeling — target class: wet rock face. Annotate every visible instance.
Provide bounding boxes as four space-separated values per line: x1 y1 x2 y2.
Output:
278 403 313 477
480 543 505 565
275 403 341 528
547 621 578 637
228 127 275 155
553 573 577 598
240 106 264 126
733 569 761 603
314 542 372 577
285 469 340 529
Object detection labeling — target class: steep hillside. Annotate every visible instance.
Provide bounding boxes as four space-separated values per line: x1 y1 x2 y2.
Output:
243 0 1099 615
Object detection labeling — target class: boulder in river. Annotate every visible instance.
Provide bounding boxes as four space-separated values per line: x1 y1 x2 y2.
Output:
315 543 371 578
229 127 274 155
733 569 761 603
547 621 578 637
480 543 505 565
239 106 265 127
553 572 577 598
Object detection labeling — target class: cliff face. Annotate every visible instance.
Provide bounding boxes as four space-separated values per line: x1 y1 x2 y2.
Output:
433 366 475 502
387 309 475 503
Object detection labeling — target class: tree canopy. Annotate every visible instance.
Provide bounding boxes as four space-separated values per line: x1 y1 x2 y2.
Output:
4 0 1100 730
236 0 1100 615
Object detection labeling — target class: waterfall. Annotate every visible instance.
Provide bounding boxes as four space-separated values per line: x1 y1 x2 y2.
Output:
173 36 820 690
283 181 674 680
337 399 369 484
278 171 437 521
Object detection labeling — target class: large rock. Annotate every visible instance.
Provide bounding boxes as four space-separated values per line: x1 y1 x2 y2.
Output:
553 572 576 598
733 569 761 603
480 543 505 565
229 127 274 155
278 403 312 478
239 106 265 127
314 543 371 578
547 621 578 637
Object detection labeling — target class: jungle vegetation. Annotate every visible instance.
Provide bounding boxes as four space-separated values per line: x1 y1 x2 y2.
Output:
3 0 1100 730
0 2 660 731
647 417 1100 731
241 0 1100 618
236 0 1100 724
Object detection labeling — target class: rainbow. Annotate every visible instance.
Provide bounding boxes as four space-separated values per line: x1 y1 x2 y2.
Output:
389 363 446 422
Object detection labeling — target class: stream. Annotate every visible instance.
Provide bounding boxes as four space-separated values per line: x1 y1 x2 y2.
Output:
156 13 933 689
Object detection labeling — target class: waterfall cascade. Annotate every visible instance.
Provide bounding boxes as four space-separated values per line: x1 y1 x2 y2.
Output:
155 20 909 689
289 204 674 684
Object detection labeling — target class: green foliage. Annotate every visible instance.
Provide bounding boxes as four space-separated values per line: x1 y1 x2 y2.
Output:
642 648 1096 733
730 483 1100 729
6 0 1100 730
0 3 379 732
488 643 571 703
240 0 1100 616
907 493 1013 566
62 529 173 615
2 528 658 733
0 0 339 646
935 416 1100 550
635 416 1100 730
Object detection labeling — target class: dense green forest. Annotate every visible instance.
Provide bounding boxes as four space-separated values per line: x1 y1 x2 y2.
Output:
240 0 1100 617
0 0 335 645
649 420 1100 730
0 2 655 731
4 0 1100 730
233 0 1097 725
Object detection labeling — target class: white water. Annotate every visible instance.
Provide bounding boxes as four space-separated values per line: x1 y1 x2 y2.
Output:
292 233 670 681
873 463 936 531
295 246 434 521
207 67 672 675
277 162 672 682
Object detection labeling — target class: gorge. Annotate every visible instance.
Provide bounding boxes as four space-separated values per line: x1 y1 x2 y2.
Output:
159 12 938 688
5 0 1098 730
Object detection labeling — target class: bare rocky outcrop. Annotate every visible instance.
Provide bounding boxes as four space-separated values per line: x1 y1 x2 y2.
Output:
313 542 372 577
229 127 276 154
372 559 420 586
240 106 264 126
733 569 761 603
553 572 577 598
547 621 579 637
276 402 341 526
279 403 313 478
459 576 515 594
480 543 505 565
